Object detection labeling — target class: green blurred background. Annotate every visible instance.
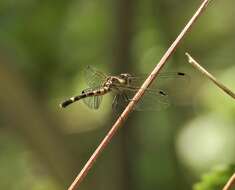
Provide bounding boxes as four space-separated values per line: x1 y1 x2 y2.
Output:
0 0 235 190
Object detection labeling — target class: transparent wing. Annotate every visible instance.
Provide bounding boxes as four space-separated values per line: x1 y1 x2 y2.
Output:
135 90 170 111
112 94 129 114
128 72 189 91
84 65 107 88
111 71 189 112
82 88 103 109
113 87 170 111
125 72 190 99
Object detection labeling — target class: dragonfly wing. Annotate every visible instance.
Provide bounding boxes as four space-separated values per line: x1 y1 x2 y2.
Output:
84 65 107 88
113 88 169 111
83 96 103 109
82 88 103 109
134 90 170 111
128 72 189 93
112 93 130 113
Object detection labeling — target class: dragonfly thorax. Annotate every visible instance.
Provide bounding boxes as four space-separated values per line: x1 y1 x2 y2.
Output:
104 75 129 88
120 73 131 78
119 73 132 86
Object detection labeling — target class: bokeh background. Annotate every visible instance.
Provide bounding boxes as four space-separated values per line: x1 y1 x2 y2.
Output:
0 0 235 190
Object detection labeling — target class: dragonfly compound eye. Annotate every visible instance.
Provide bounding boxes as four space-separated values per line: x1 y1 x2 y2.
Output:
120 73 131 78
177 72 185 76
159 90 167 96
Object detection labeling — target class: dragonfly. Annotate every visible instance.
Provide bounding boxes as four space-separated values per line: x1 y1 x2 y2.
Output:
60 66 188 111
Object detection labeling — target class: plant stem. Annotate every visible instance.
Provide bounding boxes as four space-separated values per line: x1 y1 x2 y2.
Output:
185 52 235 99
223 174 235 190
68 1 212 189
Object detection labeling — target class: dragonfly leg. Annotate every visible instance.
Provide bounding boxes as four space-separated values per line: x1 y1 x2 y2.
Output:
122 93 130 102
112 95 119 111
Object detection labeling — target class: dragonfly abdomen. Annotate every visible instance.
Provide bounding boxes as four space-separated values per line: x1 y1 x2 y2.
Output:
60 94 86 108
85 86 110 96
60 86 110 108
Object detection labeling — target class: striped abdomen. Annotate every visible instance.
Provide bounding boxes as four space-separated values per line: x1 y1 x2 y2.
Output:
60 86 110 108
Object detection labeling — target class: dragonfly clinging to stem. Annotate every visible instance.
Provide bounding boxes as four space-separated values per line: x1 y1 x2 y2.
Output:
60 66 188 111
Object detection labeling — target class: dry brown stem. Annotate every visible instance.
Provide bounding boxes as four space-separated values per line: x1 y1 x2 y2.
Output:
68 1 212 189
186 52 235 100
223 173 235 190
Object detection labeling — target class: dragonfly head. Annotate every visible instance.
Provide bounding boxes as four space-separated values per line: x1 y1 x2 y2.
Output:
104 75 129 88
120 73 132 78
119 73 132 85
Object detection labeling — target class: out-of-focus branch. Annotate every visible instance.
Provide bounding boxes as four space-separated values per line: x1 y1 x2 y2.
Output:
0 60 77 187
223 173 235 190
68 0 212 189
186 52 235 100
113 0 135 189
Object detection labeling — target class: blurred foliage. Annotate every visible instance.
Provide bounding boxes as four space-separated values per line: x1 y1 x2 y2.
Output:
0 0 235 190
193 164 235 190
0 131 61 190
176 114 235 176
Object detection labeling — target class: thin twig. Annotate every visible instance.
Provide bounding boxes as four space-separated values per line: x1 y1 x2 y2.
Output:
68 1 212 189
223 173 235 190
185 53 235 99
